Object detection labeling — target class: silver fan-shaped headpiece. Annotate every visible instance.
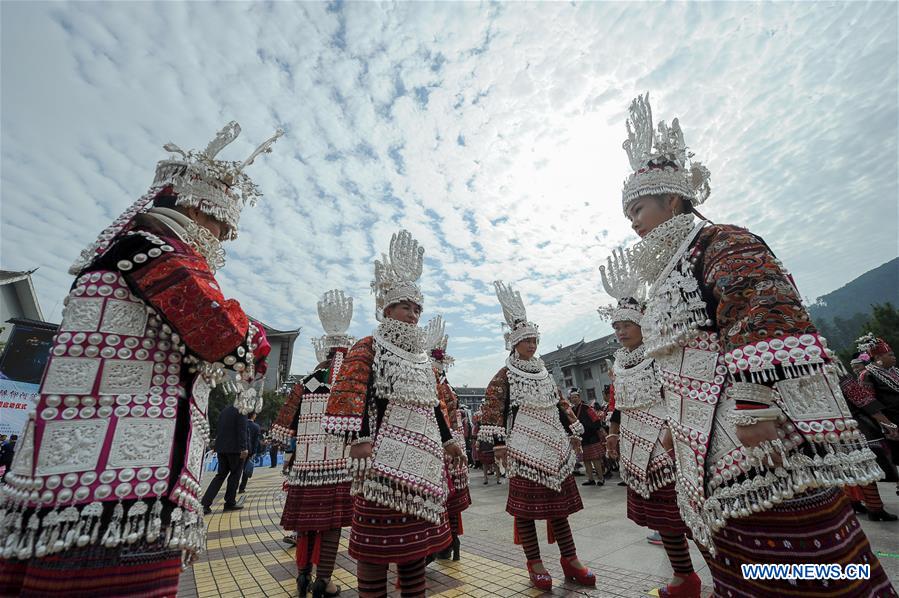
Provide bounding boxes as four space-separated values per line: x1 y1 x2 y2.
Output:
425 314 454 369
494 280 539 351
597 247 646 325
312 289 356 363
371 229 425 322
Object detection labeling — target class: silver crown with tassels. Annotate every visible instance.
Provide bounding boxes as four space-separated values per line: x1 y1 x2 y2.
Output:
621 93 710 215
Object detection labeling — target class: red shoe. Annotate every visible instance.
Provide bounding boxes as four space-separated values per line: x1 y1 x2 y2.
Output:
526 559 553 591
658 572 702 598
560 556 596 587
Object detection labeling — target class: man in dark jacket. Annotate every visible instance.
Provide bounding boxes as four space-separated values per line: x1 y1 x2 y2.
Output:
238 412 262 493
0 435 17 483
201 405 248 513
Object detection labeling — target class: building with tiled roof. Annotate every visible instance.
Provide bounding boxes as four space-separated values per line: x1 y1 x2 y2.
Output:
540 333 619 404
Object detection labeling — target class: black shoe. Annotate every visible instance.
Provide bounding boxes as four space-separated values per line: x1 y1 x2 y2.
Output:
868 510 898 522
617 481 627 487
283 535 297 546
297 566 312 597
483 479 489 485
311 578 341 597
851 501 869 514
222 503 244 511
452 535 460 561
436 548 452 560
202 505 212 515
596 479 605 486
238 489 246 494
582 480 596 486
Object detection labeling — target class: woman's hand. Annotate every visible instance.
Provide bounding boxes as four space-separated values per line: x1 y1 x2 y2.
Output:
569 436 582 454
350 441 372 460
660 426 674 456
494 444 508 467
735 420 783 465
607 435 620 459
444 441 464 467
734 420 779 448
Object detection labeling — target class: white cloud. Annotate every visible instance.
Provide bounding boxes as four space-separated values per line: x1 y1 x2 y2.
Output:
2 1 896 385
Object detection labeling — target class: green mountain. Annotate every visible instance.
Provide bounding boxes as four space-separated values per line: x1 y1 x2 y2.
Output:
808 257 899 353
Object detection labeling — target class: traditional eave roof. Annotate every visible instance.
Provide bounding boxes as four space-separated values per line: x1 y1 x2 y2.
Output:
247 317 301 389
4 317 59 331
540 333 619 367
255 321 302 338
0 269 37 285
455 386 487 396
0 269 43 322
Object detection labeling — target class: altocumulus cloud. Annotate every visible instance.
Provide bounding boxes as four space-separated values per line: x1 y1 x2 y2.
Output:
1 1 896 386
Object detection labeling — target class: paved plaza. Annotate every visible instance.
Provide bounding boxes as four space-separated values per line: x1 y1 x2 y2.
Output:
179 468 899 597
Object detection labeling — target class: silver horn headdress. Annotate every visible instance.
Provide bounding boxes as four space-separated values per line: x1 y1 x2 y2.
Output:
494 280 539 351
621 93 710 215
69 121 282 274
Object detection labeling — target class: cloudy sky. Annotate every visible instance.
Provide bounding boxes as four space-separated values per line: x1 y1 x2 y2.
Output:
2 1 897 387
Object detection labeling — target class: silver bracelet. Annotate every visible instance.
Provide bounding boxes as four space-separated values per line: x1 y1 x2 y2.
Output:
569 421 585 436
442 438 458 448
728 407 782 427
729 382 776 405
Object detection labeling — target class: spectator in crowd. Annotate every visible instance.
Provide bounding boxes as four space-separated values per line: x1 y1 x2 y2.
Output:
269 438 280 468
0 434 17 483
475 415 501 485
471 412 482 469
568 388 606 486
201 404 248 513
460 406 473 467
238 412 262 494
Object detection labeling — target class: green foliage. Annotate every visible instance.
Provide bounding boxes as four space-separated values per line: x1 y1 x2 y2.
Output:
207 385 232 440
829 302 899 366
256 390 286 431
816 312 870 356
808 257 899 358
808 257 899 324
865 302 899 353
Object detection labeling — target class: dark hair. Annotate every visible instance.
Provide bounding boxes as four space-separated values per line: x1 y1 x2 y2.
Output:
650 193 694 215
152 192 179 209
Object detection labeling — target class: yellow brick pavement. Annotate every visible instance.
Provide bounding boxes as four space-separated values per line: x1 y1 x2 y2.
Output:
179 468 677 597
